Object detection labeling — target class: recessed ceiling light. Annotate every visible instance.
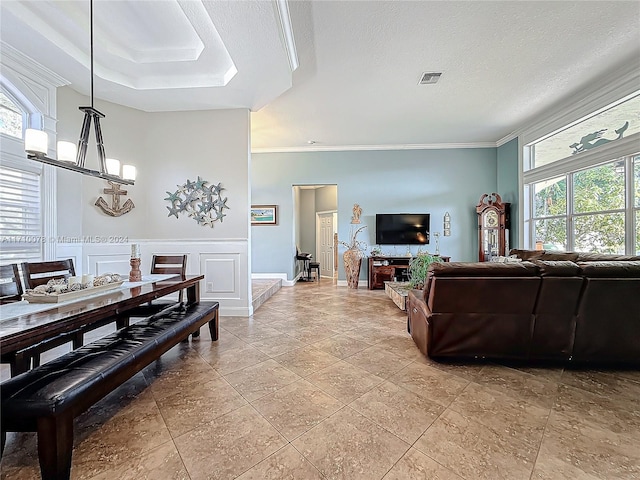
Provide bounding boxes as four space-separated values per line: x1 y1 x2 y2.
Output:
418 72 442 85
307 140 317 144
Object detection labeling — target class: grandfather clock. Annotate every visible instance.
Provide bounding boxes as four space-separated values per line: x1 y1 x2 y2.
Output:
476 193 510 262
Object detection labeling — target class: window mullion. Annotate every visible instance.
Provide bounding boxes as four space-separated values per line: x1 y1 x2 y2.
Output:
625 155 635 255
566 173 574 252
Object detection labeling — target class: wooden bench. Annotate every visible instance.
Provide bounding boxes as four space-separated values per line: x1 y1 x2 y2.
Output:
0 301 219 480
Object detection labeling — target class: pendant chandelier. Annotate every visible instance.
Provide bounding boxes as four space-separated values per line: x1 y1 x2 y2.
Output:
24 0 136 185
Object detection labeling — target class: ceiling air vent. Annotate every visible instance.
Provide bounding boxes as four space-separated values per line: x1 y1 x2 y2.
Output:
419 72 442 85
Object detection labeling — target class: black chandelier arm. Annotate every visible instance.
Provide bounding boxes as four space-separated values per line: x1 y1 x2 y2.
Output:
26 153 134 186
76 106 107 173
76 108 92 167
92 113 107 174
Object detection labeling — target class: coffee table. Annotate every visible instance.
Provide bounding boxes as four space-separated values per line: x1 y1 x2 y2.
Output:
384 281 411 310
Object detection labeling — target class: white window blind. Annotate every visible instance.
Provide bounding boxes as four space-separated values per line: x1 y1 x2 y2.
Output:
0 165 42 264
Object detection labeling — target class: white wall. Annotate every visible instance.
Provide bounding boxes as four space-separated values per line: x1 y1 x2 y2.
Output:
56 87 252 315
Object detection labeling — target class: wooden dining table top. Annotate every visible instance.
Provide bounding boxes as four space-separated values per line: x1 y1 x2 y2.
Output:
0 274 204 355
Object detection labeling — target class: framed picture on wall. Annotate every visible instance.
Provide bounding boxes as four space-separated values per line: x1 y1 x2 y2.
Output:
251 205 277 225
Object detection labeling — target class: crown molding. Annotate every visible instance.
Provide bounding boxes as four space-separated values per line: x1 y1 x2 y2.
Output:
0 42 68 88
252 141 497 154
496 132 518 147
274 0 298 72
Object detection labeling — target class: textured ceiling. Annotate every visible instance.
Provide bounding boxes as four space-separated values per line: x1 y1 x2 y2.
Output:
252 0 640 150
1 1 639 151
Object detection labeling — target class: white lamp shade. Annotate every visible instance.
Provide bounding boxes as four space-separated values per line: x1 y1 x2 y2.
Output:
24 129 48 154
57 141 77 163
122 164 136 181
105 158 121 176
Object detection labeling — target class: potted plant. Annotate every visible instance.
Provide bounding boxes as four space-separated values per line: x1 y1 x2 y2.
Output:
408 253 443 289
339 225 367 289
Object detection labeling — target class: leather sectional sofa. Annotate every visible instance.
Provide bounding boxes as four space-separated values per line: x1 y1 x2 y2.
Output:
406 251 640 365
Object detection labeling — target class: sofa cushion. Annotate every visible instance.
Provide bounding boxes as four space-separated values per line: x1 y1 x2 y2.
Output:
578 261 640 278
576 253 640 262
428 262 539 277
509 249 640 262
533 260 581 276
539 252 580 261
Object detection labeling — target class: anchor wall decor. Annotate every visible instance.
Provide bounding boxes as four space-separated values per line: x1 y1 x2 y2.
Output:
95 181 135 217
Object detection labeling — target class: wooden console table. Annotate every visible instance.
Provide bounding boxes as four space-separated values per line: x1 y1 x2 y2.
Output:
368 255 450 290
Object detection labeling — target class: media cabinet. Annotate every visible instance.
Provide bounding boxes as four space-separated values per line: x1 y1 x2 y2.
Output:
368 255 450 290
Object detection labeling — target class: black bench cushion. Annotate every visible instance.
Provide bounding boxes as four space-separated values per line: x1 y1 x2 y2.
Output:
1 302 218 419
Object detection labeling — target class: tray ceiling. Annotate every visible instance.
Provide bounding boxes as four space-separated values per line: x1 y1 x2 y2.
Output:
1 1 639 150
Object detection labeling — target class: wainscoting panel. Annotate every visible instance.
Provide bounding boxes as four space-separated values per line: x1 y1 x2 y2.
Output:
58 239 250 316
89 255 131 276
202 257 237 294
56 243 83 274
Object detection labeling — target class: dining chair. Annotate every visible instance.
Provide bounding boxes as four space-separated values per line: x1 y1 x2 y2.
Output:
150 255 188 302
6 259 83 375
21 259 76 289
120 254 189 326
0 264 23 304
0 264 25 373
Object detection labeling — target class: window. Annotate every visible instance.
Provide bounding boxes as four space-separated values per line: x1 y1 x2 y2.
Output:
635 155 640 254
529 176 567 250
0 91 23 139
523 92 640 254
0 86 44 264
529 93 640 170
0 165 42 263
525 155 637 254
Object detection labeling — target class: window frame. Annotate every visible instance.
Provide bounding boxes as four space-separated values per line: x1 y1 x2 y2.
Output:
523 136 639 254
0 76 57 262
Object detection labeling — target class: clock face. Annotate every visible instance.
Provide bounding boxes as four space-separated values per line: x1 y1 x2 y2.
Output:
484 210 499 227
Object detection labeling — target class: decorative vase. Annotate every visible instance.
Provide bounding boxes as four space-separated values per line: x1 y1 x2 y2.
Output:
343 248 363 289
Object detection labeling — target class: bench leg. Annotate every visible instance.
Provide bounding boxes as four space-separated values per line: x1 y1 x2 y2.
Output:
37 415 73 480
9 351 31 377
208 309 219 341
116 315 130 329
72 331 84 350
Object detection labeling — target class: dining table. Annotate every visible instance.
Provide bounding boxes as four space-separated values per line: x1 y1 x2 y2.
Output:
0 274 204 371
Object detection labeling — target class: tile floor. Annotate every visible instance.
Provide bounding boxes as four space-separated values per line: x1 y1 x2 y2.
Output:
2 281 640 479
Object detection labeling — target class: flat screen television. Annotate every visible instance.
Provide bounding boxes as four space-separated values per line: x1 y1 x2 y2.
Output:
376 213 430 245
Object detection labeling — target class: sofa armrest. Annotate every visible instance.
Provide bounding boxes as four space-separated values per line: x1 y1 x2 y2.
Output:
408 289 430 316
407 289 431 356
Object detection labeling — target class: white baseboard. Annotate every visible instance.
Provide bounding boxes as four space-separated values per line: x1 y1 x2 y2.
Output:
219 306 253 317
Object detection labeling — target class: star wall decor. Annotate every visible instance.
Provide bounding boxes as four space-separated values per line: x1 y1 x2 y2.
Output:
164 176 229 227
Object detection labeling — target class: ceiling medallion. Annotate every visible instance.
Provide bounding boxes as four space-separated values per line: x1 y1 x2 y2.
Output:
165 176 229 228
